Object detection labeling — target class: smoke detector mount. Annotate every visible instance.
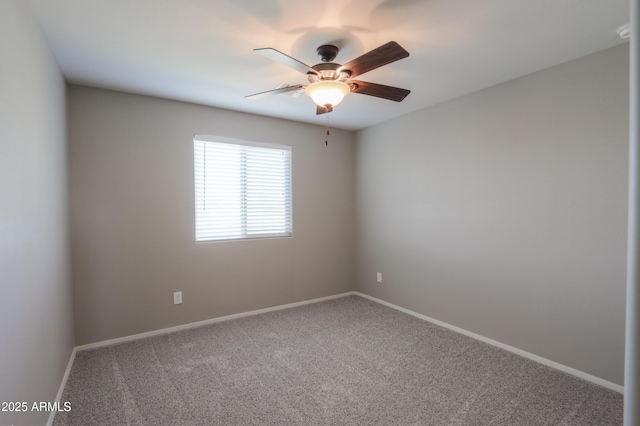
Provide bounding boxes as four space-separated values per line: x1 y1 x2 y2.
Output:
617 24 630 40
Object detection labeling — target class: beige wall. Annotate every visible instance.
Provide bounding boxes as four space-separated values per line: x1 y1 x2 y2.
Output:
67 86 356 345
0 1 74 425
355 44 629 385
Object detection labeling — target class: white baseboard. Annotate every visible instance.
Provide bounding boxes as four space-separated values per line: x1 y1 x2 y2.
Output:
354 291 624 394
47 347 77 426
76 291 357 351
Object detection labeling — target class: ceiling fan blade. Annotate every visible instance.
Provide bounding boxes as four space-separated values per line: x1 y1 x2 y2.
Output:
245 85 305 100
350 81 410 102
254 48 318 75
339 41 409 78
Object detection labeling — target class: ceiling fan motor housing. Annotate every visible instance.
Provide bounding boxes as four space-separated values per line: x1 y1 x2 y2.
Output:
307 62 350 83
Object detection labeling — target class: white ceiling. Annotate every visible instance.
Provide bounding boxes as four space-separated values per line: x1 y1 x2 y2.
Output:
27 0 630 131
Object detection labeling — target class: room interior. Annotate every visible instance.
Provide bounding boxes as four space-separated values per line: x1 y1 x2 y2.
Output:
1 0 635 424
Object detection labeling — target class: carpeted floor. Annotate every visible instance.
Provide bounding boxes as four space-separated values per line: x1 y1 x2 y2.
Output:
53 295 623 425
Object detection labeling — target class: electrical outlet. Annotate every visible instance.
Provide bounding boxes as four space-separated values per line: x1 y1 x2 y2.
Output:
377 272 382 283
173 291 182 305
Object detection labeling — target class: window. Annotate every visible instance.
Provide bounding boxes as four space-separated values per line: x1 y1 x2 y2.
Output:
193 135 292 242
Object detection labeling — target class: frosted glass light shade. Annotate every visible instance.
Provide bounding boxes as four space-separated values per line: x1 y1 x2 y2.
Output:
305 80 350 107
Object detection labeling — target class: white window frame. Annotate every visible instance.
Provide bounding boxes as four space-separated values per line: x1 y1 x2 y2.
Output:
193 135 292 242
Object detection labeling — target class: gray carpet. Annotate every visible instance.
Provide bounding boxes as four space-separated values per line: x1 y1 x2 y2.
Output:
53 295 623 425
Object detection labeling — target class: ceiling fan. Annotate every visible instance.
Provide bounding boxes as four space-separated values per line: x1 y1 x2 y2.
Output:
245 41 411 115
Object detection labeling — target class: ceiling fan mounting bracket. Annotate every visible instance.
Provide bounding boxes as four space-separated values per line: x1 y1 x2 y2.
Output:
316 45 339 63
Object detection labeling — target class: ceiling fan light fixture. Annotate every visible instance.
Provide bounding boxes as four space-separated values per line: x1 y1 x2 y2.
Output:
305 80 350 108
247 41 410 114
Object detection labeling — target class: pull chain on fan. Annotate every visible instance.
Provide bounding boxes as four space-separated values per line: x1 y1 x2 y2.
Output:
325 113 330 146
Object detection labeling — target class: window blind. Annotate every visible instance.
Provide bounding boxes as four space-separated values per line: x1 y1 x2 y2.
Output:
194 136 292 242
